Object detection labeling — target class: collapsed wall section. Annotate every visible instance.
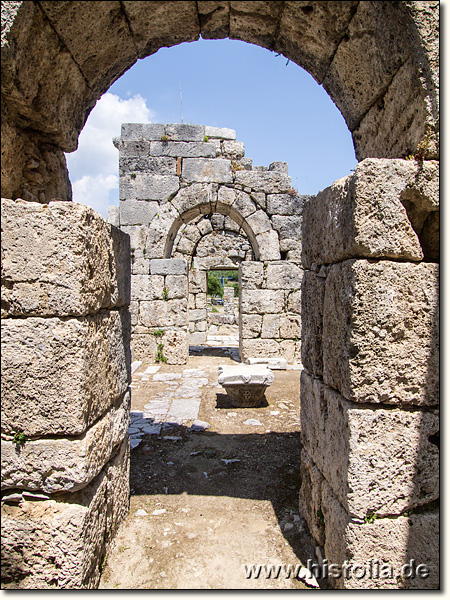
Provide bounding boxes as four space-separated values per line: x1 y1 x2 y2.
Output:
299 158 439 589
1 198 132 589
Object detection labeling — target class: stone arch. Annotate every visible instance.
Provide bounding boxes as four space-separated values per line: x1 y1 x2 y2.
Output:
164 201 261 260
1 2 439 203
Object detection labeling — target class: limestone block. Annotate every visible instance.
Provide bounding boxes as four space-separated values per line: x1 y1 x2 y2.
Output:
195 320 207 332
229 0 282 47
171 183 217 215
322 481 439 589
240 339 281 362
119 199 158 226
197 218 214 236
271 215 302 240
235 171 292 194
149 258 188 276
287 289 302 314
189 309 207 323
0 439 129 589
162 329 188 365
188 294 196 310
246 357 288 370
240 314 262 339
264 263 303 290
121 1 199 58
131 333 157 363
1 391 130 494
300 371 439 517
116 139 152 157
301 271 325 377
1 309 131 437
119 155 177 175
246 209 272 236
222 140 245 159
189 270 207 294
279 340 296 364
1 199 129 318
120 173 180 201
144 203 179 259
131 255 150 275
182 158 233 183
120 224 147 252
274 1 359 83
38 1 137 96
148 141 216 158
165 275 188 299
131 274 164 301
204 126 236 140
267 193 306 216
107 205 119 226
120 123 165 140
256 230 281 261
323 260 439 406
129 301 139 326
299 448 326 547
261 314 280 339
196 294 207 309
239 261 264 289
269 162 288 174
189 332 207 345
302 159 435 268
279 315 301 339
231 190 257 217
240 289 285 314
139 299 187 328
165 124 205 141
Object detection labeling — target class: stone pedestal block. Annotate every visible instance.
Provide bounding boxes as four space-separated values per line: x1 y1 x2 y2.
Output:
1 438 130 589
1 309 131 437
218 365 274 408
300 371 439 517
323 260 439 406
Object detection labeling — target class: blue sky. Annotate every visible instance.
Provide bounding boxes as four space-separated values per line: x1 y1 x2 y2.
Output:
66 38 357 218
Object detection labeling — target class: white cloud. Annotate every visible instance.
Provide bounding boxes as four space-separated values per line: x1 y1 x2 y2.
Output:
66 92 155 218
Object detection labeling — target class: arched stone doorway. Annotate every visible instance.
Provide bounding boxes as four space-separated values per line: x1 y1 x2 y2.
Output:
1 1 439 590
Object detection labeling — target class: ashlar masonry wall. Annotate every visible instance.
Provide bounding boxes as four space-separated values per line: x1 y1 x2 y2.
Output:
110 123 308 364
298 158 439 589
1 199 132 588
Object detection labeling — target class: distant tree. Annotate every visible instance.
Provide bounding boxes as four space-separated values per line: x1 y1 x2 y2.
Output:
232 282 239 297
207 273 223 297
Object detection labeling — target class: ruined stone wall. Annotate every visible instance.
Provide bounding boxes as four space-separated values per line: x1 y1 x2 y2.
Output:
1 198 132 588
113 123 308 362
298 159 439 588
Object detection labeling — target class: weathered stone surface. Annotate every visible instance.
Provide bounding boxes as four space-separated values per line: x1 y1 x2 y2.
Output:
240 289 285 314
302 159 439 268
189 270 207 294
300 371 439 517
139 299 187 328
119 199 158 226
204 125 236 140
322 481 439 589
229 0 282 47
161 329 188 365
299 448 326 547
145 203 179 258
246 357 288 370
131 333 157 363
323 260 439 406
301 271 325 377
239 338 281 362
218 364 274 407
106 205 119 226
267 193 306 216
1 199 129 317
235 170 292 194
189 308 207 323
170 183 217 215
121 1 199 58
165 275 188 299
279 314 301 339
149 258 188 276
131 275 164 301
222 140 245 159
261 314 280 339
269 161 288 174
120 173 180 201
120 224 147 251
38 1 137 96
287 289 302 314
255 230 281 261
182 158 233 183
120 123 165 140
149 141 216 158
1 309 131 437
271 215 302 240
240 314 262 339
246 209 272 235
189 331 207 345
231 190 257 217
119 155 177 175
1 391 130 494
239 261 264 289
264 263 303 290
0 439 129 589
165 124 205 142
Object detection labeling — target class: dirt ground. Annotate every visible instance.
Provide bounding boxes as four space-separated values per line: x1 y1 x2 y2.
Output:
99 342 323 590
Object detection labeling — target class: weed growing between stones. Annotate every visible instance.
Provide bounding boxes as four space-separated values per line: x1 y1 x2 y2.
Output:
163 287 169 301
12 432 27 447
156 343 167 363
